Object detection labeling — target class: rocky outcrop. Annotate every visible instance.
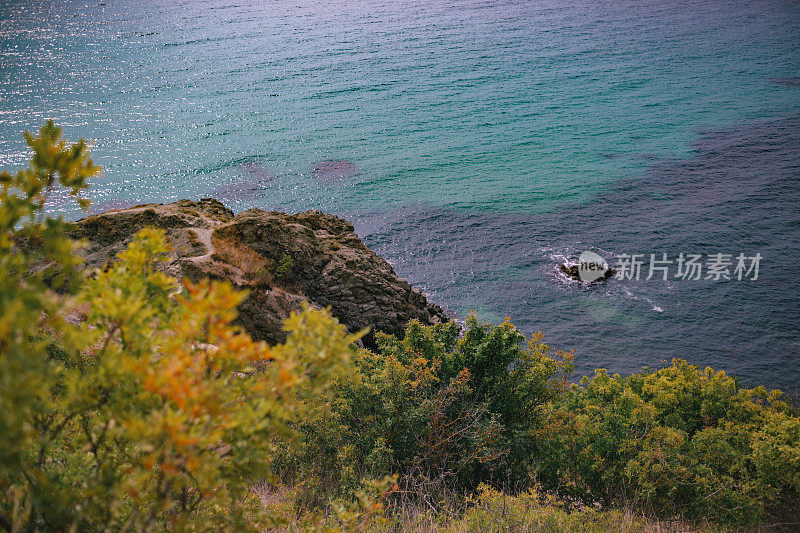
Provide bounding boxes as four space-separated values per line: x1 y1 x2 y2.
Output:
559 263 616 282
70 198 448 347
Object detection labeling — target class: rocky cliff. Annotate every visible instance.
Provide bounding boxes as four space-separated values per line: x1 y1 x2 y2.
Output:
70 198 447 347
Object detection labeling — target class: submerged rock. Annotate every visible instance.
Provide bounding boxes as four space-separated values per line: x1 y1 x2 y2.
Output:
211 179 270 202
769 77 800 88
310 160 358 182
237 160 275 180
70 198 447 348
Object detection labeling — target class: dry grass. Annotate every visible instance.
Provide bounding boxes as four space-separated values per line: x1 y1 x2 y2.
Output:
211 235 271 285
250 482 729 533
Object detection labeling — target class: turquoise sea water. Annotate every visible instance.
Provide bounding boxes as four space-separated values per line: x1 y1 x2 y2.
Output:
2 0 799 387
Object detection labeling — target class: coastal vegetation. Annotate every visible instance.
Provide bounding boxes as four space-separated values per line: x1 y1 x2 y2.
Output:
1 123 798 531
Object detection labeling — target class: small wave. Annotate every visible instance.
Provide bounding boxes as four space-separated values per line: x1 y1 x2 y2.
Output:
620 287 665 313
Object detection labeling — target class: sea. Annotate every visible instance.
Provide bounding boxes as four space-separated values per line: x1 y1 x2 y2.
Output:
1 0 799 389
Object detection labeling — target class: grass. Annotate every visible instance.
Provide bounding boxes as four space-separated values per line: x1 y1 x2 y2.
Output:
211 235 272 285
252 483 728 533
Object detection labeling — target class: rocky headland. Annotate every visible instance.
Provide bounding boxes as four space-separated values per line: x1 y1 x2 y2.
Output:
69 198 447 348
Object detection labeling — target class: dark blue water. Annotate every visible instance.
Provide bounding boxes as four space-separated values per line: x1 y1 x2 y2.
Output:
1 0 799 387
348 114 800 389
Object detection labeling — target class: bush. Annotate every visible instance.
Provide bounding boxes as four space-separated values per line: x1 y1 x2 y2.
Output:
278 317 799 527
274 314 575 509
0 123 359 531
534 361 800 525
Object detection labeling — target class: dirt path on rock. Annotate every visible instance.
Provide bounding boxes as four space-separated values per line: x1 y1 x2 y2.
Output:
186 226 247 286
187 227 216 263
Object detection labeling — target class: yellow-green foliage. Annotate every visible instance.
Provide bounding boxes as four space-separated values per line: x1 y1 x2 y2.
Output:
1 121 99 529
535 361 800 525
0 124 359 531
456 484 643 533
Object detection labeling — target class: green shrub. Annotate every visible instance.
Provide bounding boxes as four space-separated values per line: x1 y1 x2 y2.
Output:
279 315 799 527
0 123 359 531
275 314 575 508
534 361 800 525
274 252 294 280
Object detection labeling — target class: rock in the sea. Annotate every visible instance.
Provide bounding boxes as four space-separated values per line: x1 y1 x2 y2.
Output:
70 198 448 348
559 263 616 282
